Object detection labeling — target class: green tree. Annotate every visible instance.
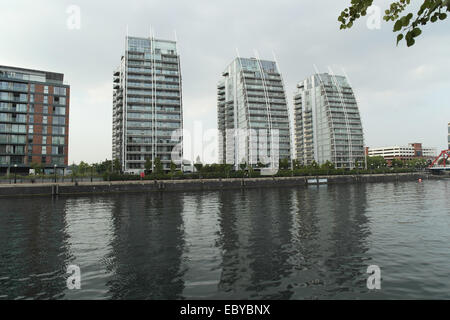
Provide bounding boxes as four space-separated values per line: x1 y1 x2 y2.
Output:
391 158 404 168
113 158 121 174
170 161 177 176
338 0 449 47
194 156 203 173
367 156 387 169
239 159 247 171
78 161 90 175
257 161 266 168
30 162 43 175
144 157 152 174
154 157 163 175
308 160 319 169
279 158 290 170
321 160 335 170
224 164 233 178
92 159 112 175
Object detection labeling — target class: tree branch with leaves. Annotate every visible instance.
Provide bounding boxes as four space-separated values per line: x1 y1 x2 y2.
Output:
338 0 449 46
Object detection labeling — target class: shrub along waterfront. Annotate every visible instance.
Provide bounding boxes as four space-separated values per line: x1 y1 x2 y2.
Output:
0 156 429 183
104 156 426 181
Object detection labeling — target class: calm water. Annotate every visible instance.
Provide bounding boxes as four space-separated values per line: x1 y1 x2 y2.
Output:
0 180 449 300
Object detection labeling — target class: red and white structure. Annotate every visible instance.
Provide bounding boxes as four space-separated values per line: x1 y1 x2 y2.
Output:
429 149 450 170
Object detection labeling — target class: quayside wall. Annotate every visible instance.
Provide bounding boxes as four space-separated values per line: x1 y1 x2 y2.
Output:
0 172 440 197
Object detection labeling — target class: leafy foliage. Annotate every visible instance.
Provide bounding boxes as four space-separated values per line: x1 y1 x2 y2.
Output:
279 158 290 170
239 159 247 171
153 157 164 175
367 156 388 168
338 0 449 46
194 156 204 173
113 158 121 174
144 157 152 174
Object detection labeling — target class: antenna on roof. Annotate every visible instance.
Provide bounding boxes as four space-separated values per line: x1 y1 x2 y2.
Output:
150 25 155 40
313 64 320 75
235 47 241 59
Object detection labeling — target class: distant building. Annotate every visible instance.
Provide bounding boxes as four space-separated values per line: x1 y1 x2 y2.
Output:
112 35 183 174
0 65 70 174
368 143 437 164
217 57 291 170
448 122 450 150
294 73 365 168
182 159 194 173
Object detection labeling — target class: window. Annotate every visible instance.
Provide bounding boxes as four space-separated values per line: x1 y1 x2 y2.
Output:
43 116 47 124
42 136 47 145
52 146 64 155
42 146 46 154
44 95 48 104
28 125 33 134
54 87 66 96
43 106 48 114
52 116 65 125
29 115 34 123
44 86 48 94
54 107 65 115
42 126 47 134
53 126 65 135
52 136 65 145
30 84 35 92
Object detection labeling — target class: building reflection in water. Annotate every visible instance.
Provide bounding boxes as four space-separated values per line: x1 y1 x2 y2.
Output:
62 196 116 299
215 184 371 299
321 184 371 298
0 183 372 300
179 192 223 298
104 192 185 299
216 188 296 299
0 197 71 299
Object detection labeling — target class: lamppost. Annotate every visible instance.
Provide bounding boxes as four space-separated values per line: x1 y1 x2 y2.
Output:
90 166 93 182
54 164 57 183
14 164 17 184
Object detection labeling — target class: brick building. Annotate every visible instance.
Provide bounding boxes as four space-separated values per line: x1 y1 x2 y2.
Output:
0 65 70 174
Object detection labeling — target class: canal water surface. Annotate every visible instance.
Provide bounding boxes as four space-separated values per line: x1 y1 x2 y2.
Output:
0 180 449 299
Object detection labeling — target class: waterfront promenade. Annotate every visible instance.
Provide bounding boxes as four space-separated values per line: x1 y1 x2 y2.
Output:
0 172 440 197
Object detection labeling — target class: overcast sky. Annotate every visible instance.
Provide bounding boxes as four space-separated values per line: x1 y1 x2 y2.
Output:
1 0 449 164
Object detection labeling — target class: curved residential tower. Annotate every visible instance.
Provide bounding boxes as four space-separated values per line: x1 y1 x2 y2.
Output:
294 73 365 169
217 57 291 170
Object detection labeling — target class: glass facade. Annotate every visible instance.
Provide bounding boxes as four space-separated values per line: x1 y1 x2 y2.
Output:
112 36 183 173
294 73 364 169
0 66 70 173
217 57 291 169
